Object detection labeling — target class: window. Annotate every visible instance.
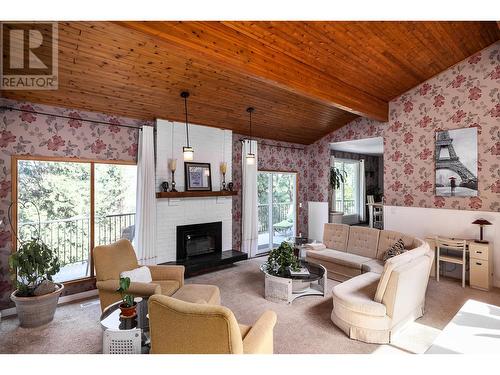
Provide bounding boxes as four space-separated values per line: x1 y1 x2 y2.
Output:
257 171 297 253
334 159 360 220
14 157 137 283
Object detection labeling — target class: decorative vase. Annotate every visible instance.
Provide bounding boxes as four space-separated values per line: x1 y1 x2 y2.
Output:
10 283 64 328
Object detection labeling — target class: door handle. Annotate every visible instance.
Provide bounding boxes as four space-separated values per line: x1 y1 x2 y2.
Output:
476 262 482 266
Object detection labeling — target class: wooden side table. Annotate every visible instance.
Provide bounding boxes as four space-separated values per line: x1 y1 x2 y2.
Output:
469 242 493 291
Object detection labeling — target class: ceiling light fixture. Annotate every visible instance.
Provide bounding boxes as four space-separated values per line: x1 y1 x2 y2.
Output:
181 91 194 161
246 107 256 165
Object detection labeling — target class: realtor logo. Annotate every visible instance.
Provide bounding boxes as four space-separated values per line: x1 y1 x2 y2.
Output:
1 22 58 90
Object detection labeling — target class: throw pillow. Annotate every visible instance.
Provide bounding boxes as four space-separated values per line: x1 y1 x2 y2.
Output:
120 266 152 283
383 238 406 262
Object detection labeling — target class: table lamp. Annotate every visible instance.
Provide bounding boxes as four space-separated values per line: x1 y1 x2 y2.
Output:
472 219 492 243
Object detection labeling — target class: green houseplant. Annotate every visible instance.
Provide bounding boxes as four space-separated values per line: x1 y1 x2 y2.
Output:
116 276 137 317
263 241 300 277
8 201 64 328
330 166 347 191
329 166 347 222
9 240 63 327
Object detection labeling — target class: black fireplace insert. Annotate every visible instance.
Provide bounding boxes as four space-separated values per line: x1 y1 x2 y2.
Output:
176 221 222 261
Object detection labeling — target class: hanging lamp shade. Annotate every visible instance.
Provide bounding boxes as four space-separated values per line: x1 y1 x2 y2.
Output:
246 107 256 165
181 91 194 161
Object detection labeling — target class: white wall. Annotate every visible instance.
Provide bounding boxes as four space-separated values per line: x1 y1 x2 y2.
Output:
384 205 500 287
155 119 233 263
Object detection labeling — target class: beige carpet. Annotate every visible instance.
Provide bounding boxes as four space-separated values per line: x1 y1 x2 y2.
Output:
1 257 500 354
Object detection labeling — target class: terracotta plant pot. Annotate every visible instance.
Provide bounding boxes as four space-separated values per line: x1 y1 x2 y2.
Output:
119 302 137 318
10 283 64 328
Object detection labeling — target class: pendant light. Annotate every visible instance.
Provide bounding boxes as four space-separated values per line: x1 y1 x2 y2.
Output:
181 91 194 161
246 107 256 165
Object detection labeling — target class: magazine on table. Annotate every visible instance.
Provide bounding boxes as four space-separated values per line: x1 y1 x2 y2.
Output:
289 267 310 277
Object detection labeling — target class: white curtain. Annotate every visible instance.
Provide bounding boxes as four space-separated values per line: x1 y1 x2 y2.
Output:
359 159 366 222
134 126 157 265
241 140 258 257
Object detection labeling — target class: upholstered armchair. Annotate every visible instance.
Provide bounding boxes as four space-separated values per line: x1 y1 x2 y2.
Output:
93 239 184 311
148 294 277 354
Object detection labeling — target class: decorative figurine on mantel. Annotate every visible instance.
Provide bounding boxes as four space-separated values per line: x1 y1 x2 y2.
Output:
160 181 169 192
220 162 228 191
169 159 178 192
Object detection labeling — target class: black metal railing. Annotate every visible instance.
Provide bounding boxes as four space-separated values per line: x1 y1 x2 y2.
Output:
18 213 135 267
257 202 293 234
335 199 356 215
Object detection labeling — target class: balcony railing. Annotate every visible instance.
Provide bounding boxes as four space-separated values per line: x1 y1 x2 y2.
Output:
18 213 135 267
258 202 293 234
335 199 356 215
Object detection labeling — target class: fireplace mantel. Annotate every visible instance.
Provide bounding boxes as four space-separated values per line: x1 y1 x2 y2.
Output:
156 191 237 199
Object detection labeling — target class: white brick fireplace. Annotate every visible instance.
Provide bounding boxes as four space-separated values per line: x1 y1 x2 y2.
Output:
155 119 233 264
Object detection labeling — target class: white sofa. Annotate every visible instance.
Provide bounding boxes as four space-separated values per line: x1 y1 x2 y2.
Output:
307 224 434 344
306 224 423 281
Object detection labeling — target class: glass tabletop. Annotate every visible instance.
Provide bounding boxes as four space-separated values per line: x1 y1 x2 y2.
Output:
260 261 325 282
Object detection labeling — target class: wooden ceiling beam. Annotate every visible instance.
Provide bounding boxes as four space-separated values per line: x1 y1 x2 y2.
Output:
117 21 389 122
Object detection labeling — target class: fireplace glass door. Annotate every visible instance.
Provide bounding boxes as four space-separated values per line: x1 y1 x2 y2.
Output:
257 171 297 253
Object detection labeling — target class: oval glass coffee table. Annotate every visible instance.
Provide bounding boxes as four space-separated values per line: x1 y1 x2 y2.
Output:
260 261 327 304
100 297 150 354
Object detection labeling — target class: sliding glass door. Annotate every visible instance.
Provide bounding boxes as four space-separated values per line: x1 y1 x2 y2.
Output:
15 157 136 283
334 159 360 224
257 171 297 253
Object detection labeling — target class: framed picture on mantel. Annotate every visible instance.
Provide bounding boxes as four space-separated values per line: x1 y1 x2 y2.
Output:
184 162 212 191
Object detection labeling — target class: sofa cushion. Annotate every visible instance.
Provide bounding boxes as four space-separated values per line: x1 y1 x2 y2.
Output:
382 238 406 261
306 249 371 270
323 223 349 251
171 284 221 305
155 280 181 296
376 230 418 260
306 255 363 281
120 266 153 283
361 259 384 274
332 271 385 317
346 226 380 258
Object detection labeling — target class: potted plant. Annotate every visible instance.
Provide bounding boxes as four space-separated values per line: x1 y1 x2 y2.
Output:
9 237 63 328
263 241 300 277
329 166 346 223
116 276 137 318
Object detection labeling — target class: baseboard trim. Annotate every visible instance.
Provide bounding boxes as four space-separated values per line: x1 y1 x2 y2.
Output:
0 289 98 319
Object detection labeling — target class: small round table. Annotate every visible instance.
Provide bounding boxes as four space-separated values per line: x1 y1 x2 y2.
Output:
260 261 327 304
100 297 150 354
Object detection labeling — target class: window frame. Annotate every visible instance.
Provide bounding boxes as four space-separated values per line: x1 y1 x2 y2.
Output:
11 155 136 285
334 158 360 219
256 169 299 253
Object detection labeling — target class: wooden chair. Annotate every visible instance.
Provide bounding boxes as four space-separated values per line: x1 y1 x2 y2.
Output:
367 195 383 228
435 237 467 288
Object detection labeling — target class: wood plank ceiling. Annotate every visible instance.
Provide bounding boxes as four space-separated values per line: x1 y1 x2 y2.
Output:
2 21 499 144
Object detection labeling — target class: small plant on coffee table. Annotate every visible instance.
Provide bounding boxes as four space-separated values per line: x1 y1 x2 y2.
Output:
264 241 301 277
116 276 136 317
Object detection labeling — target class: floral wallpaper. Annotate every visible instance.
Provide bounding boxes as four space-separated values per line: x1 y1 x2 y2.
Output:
232 134 309 250
0 98 150 309
306 41 500 212
1 41 498 309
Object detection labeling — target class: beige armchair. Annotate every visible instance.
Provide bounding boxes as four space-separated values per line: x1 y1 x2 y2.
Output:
148 294 277 354
93 239 184 311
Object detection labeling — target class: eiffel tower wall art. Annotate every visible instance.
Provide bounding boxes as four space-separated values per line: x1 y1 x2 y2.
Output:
435 127 478 197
